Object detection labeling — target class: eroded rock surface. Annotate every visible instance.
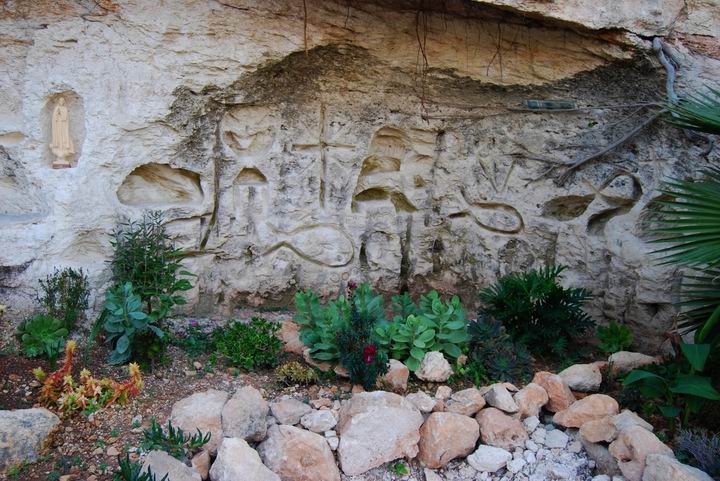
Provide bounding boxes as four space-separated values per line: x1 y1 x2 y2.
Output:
336 391 423 476
2 0 719 351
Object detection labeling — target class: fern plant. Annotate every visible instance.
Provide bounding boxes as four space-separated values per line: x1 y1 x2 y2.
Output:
467 315 534 384
597 320 634 354
479 266 594 357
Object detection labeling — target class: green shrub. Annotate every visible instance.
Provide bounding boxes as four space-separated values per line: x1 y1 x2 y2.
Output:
337 289 389 390
479 265 594 357
624 342 720 428
38 267 89 330
466 315 533 384
109 211 193 320
275 361 318 386
102 211 194 363
103 283 165 365
175 322 213 357
375 290 468 371
16 314 68 365
295 283 385 363
141 419 210 460
597 320 633 354
212 317 282 370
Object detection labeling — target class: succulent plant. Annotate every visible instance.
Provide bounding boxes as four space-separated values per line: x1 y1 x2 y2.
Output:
467 315 533 384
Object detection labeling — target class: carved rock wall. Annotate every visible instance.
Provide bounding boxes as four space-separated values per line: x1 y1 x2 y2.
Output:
1 0 719 350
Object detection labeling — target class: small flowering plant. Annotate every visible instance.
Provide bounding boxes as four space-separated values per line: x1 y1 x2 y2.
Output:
336 282 388 390
33 340 143 417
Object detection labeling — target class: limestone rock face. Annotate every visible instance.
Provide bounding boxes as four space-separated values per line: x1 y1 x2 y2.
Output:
406 391 437 413
210 437 280 481
142 450 202 481
381 359 410 392
514 383 549 419
221 386 268 442
580 410 653 443
258 425 341 481
336 391 424 476
1 0 719 352
554 394 619 428
269 398 312 425
609 352 662 374
609 426 674 481
446 388 486 416
278 319 304 355
0 408 60 469
415 352 453 382
169 390 229 454
484 384 519 413
475 407 528 450
300 410 337 433
467 445 512 473
531 372 576 413
642 453 714 481
559 363 603 392
418 412 480 468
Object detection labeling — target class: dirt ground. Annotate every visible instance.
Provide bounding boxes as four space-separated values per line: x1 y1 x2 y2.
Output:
0 312 465 481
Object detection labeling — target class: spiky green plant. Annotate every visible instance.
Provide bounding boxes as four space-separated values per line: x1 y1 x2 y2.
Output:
651 118 720 343
665 86 720 134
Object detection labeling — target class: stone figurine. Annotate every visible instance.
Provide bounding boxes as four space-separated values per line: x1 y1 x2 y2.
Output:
50 97 74 168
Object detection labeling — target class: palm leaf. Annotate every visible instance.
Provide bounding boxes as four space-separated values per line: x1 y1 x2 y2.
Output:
651 163 720 343
665 86 720 135
651 167 720 269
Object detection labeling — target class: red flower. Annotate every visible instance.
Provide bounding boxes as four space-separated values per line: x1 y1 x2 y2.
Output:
363 344 377 365
347 280 358 290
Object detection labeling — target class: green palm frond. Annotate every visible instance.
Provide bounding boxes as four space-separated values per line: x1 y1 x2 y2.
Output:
665 86 720 135
678 268 720 343
651 167 720 344
651 167 720 269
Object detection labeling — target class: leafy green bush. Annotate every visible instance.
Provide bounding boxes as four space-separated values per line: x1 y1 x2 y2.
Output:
337 290 389 390
16 314 68 365
38 267 89 330
275 361 318 386
175 321 213 357
109 211 193 320
102 211 194 363
624 342 720 428
478 265 594 357
295 283 385 362
466 315 533 384
141 419 210 460
103 283 165 364
375 290 468 371
212 317 282 370
597 320 633 354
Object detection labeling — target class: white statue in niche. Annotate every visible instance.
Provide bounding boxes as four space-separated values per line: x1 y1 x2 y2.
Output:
50 97 74 168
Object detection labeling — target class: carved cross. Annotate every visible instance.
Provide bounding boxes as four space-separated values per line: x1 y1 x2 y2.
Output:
291 104 355 208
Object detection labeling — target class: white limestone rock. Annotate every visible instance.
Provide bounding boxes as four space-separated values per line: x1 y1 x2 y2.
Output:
415 352 453 382
0 408 61 469
467 445 513 473
336 391 424 476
